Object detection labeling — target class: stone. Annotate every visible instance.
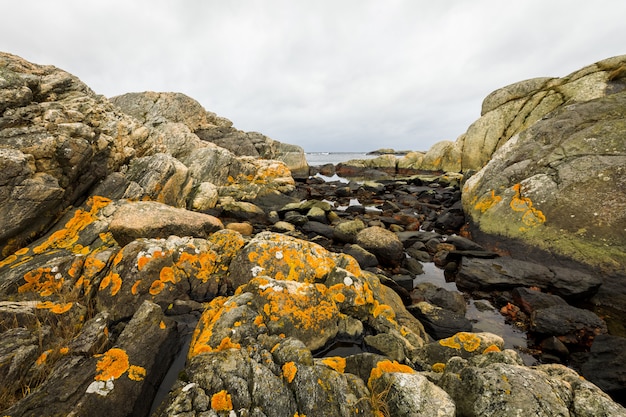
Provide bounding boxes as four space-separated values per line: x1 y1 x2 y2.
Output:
190 181 219 211
456 257 601 300
581 334 626 406
439 362 573 417
374 371 456 416
415 332 505 367
109 200 224 247
411 283 467 315
511 287 568 314
355 226 405 267
407 301 473 340
333 219 366 243
342 244 379 269
530 304 607 345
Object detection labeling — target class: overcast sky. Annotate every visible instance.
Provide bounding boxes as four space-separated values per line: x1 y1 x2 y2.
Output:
2 1 625 152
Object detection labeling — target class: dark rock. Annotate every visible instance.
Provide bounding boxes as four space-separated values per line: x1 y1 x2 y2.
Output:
511 287 567 315
342 244 379 269
301 221 335 239
539 336 570 357
457 257 601 300
530 304 607 345
408 302 473 340
411 283 467 315
581 334 626 403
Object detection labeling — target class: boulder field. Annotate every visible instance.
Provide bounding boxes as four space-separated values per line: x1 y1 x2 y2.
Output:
1 51 626 417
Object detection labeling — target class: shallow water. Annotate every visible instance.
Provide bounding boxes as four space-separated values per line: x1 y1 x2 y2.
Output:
414 263 536 365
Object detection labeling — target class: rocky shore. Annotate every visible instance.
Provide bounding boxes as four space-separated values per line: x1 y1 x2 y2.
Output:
1 51 626 417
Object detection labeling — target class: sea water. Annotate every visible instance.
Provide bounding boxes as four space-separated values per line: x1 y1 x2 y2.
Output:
305 152 379 166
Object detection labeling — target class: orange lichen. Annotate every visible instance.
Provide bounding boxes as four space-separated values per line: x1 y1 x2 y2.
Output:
214 336 241 351
19 267 63 296
149 280 165 295
83 257 106 279
438 332 482 352
99 272 122 296
188 297 232 358
131 280 142 295
510 183 546 228
333 293 346 303
483 344 501 354
432 363 446 373
257 280 339 332
245 235 348 283
59 347 70 355
35 349 52 366
321 357 346 373
372 302 395 320
159 320 166 330
368 360 414 388
474 189 502 213
128 365 146 381
211 390 233 412
36 301 73 314
94 348 130 381
159 266 176 283
283 361 298 383
33 196 111 255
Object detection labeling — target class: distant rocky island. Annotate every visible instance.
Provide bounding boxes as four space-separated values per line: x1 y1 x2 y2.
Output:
1 50 625 416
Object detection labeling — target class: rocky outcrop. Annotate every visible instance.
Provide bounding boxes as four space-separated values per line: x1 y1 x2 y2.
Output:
111 91 309 178
461 86 626 285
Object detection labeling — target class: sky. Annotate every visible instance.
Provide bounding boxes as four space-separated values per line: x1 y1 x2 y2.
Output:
1 1 625 152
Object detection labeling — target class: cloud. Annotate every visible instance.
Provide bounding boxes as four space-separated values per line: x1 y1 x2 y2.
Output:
2 0 626 152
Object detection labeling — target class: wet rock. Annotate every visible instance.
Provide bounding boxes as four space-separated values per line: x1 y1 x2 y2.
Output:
411 283 467 315
530 304 607 345
109 200 224 246
511 287 568 314
581 334 626 404
457 257 601 300
408 302 473 340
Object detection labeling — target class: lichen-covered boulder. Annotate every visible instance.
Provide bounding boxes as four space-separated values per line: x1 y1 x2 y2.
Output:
0 52 163 257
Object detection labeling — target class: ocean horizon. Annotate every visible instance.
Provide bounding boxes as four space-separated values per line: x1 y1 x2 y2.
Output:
304 151 379 166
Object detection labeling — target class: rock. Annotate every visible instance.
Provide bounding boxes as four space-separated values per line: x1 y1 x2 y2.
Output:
189 181 219 211
227 231 362 290
0 52 162 256
355 226 405 267
457 257 601 300
225 222 254 236
462 80 626 280
109 200 223 246
511 287 568 314
333 219 366 243
581 334 626 403
420 140 462 172
342 244 379 269
408 302 473 340
415 332 505 367
373 371 456 417
439 361 574 417
530 304 607 345
411 283 467 315
218 198 267 223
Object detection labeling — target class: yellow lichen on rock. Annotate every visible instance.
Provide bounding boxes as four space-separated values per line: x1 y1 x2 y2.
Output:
282 361 298 383
438 332 482 352
188 297 233 358
128 365 147 381
474 189 502 213
367 359 415 388
321 357 346 373
36 301 73 314
510 183 546 228
211 390 233 412
94 348 130 381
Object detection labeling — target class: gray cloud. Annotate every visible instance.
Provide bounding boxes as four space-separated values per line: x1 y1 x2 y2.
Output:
2 0 625 151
